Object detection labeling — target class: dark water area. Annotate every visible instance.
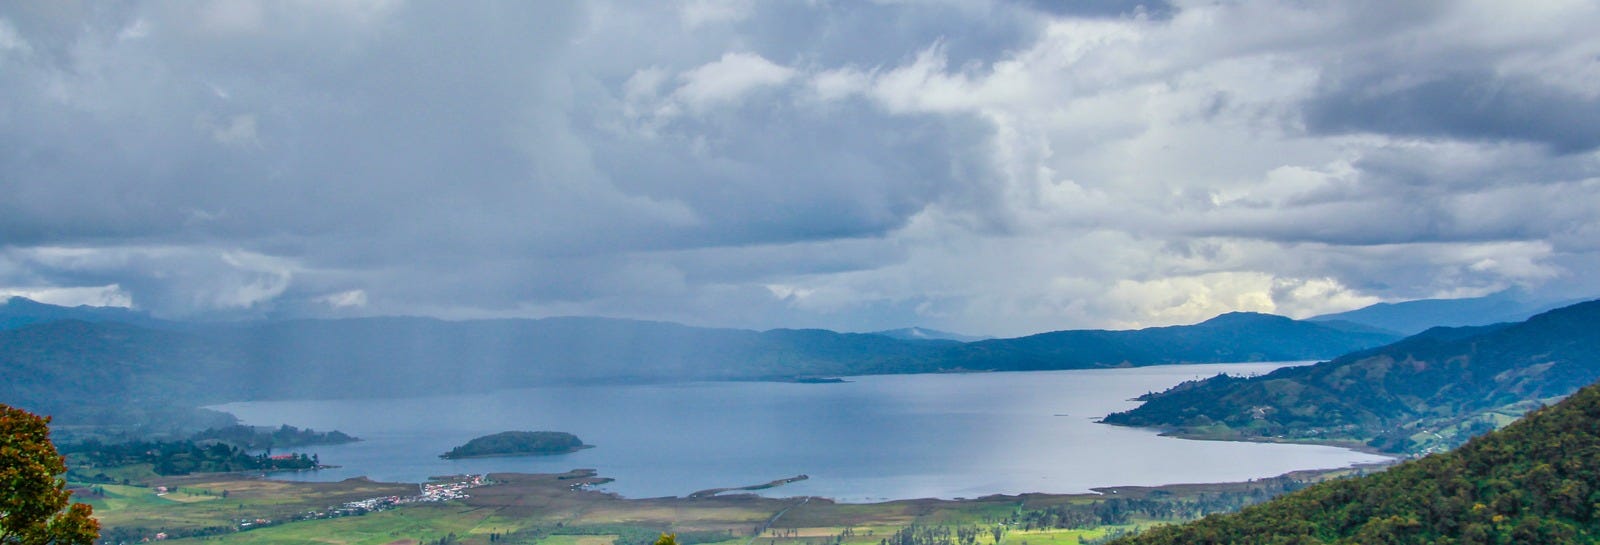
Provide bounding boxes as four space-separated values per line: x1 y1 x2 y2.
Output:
214 362 1390 502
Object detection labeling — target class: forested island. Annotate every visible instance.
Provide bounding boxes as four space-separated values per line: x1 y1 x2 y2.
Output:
440 431 591 459
189 424 359 450
62 439 321 479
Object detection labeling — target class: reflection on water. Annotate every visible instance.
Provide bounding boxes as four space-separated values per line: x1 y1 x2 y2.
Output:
213 362 1391 502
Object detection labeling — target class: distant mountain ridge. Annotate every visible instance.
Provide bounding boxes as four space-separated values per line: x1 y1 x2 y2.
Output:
1105 298 1600 453
0 300 1402 428
933 312 1401 371
0 296 172 330
1308 289 1587 335
869 327 987 343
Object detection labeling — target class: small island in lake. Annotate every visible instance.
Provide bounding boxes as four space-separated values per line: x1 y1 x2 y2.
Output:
440 431 592 459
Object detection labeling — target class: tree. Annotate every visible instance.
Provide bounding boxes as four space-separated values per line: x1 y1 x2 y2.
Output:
656 533 679 545
1 404 99 545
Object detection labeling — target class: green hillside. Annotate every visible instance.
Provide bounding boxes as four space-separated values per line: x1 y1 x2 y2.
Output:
1103 299 1600 453
0 320 242 433
1110 378 1600 544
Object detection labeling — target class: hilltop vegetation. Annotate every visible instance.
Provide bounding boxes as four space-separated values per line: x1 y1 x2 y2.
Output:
440 431 590 459
1104 299 1600 453
62 439 319 478
1109 378 1600 544
189 424 358 450
0 320 243 434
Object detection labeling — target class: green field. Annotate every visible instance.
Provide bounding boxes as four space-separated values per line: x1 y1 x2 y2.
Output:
75 466 1363 545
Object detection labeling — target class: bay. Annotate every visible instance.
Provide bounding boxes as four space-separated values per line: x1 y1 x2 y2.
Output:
212 362 1392 502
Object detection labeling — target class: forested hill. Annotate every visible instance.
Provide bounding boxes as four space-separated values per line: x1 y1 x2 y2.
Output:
1109 378 1600 545
0 295 171 330
1103 299 1600 453
0 320 242 430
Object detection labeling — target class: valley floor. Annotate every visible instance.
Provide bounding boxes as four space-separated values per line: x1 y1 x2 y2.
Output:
79 465 1386 545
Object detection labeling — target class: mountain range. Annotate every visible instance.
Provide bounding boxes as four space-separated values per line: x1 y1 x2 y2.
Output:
0 296 173 330
1104 299 1600 454
1307 288 1588 335
0 297 1400 428
868 326 989 342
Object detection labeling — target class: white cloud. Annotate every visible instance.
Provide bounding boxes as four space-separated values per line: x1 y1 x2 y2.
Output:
316 289 368 308
808 68 872 102
0 285 133 308
0 17 32 55
197 1 265 35
216 251 293 309
117 18 150 41
2 246 297 317
679 0 753 28
673 52 796 111
198 113 260 146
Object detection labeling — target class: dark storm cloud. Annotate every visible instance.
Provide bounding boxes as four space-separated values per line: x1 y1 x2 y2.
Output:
2 1 1597 333
1306 72 1600 154
584 93 993 248
0 0 1012 321
734 1 1049 68
0 2 988 254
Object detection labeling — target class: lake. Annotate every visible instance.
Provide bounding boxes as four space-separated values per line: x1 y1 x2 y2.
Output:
213 362 1392 502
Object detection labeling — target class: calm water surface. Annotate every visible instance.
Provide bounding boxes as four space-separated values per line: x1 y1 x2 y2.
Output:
213 363 1391 502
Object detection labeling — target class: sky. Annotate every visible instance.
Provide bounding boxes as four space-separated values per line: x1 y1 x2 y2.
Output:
1 0 1598 337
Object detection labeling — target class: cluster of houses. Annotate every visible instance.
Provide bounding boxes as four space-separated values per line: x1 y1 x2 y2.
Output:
418 474 485 501
233 475 488 533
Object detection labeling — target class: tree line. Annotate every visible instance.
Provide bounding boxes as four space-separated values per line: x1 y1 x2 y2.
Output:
61 438 318 478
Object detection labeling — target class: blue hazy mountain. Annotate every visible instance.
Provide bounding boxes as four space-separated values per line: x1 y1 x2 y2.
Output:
2 300 1401 427
931 312 1401 371
869 326 989 342
1308 289 1588 335
0 296 172 330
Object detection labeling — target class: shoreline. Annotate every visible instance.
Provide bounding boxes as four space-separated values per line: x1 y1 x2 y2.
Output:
1097 419 1408 459
221 461 1387 505
211 362 1391 503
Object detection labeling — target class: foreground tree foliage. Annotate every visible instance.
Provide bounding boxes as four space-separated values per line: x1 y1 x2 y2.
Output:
1110 380 1600 545
0 404 99 545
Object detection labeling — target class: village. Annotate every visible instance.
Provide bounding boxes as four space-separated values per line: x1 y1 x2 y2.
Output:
229 475 488 535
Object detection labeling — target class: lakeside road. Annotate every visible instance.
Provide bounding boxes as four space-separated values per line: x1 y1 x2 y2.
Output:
690 475 810 499
748 496 811 545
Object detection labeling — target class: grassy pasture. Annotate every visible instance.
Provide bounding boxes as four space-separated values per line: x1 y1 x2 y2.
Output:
80 465 1351 545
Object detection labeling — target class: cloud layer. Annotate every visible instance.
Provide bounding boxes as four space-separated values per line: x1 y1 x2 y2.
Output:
2 1 1597 336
